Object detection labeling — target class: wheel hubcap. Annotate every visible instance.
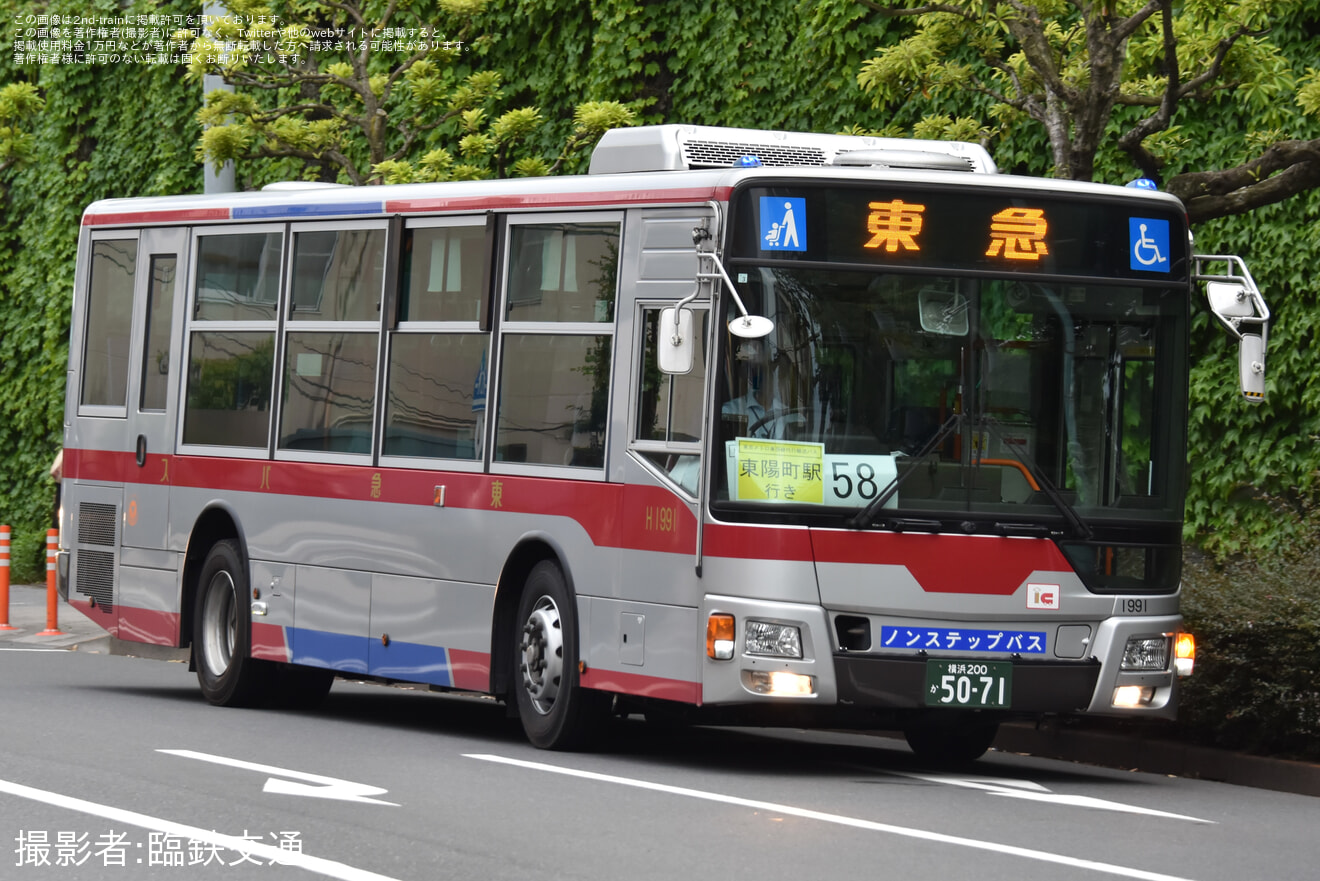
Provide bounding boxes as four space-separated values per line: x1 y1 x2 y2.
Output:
519 596 564 715
201 571 237 678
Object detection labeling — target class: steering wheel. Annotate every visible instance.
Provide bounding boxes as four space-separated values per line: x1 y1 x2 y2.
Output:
747 408 809 438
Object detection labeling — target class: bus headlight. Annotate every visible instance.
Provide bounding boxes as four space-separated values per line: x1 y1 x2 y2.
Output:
744 620 803 658
1121 635 1170 671
1112 685 1155 708
744 670 815 696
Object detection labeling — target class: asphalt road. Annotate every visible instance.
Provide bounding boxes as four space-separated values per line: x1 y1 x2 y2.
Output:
2 635 1318 881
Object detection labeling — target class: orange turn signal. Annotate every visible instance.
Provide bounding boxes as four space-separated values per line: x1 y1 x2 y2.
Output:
1175 632 1196 677
707 614 735 660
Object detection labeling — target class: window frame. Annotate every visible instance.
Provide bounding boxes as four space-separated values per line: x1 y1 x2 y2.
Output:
628 301 710 499
77 230 141 418
490 211 624 480
273 218 390 465
378 215 491 473
178 222 286 459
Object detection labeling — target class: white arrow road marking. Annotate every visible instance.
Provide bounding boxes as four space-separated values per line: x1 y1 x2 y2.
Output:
890 772 1213 824
466 754 1200 881
159 749 398 806
0 777 404 881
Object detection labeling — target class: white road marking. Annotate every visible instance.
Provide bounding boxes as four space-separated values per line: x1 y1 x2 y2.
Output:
0 777 404 881
0 648 66 652
158 749 398 806
466 753 1199 881
890 772 1213 823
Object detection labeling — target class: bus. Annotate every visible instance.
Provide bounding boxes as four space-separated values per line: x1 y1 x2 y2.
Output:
58 124 1269 761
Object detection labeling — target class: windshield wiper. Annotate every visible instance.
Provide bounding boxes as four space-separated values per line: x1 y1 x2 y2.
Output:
845 413 1094 540
846 413 960 529
980 416 1093 540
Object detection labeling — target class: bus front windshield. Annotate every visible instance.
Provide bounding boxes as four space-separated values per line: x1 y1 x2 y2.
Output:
712 267 1189 533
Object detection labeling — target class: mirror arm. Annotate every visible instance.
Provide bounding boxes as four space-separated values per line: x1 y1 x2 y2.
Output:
1193 254 1271 340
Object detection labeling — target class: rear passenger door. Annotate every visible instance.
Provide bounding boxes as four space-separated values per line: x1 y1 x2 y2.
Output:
122 227 187 553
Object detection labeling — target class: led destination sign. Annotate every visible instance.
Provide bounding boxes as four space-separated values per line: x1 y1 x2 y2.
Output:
733 185 1188 280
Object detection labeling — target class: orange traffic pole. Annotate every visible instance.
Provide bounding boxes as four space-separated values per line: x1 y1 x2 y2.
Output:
37 528 65 637
0 525 16 631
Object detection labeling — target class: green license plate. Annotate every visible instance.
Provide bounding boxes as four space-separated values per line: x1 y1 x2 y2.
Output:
924 660 1013 708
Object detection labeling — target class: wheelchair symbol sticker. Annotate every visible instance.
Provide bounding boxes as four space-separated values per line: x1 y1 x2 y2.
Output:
1129 217 1170 272
761 197 806 252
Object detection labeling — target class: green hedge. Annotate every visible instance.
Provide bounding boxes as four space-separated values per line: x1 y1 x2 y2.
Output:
1178 546 1320 761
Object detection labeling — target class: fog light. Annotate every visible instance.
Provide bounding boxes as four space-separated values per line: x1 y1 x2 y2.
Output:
1174 631 1196 677
1113 685 1156 708
744 620 803 658
745 670 814 696
707 614 735 660
1121 635 1170 671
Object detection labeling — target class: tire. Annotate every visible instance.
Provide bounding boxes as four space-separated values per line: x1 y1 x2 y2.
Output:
194 540 271 707
512 560 609 750
903 712 1000 766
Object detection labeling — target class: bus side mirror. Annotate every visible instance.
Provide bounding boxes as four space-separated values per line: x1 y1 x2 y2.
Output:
658 307 695 375
1239 333 1265 404
1202 278 1268 404
1206 281 1254 322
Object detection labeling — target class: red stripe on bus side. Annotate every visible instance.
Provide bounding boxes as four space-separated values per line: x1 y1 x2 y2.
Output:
117 606 182 646
82 208 232 226
447 649 491 692
385 186 734 214
251 621 291 662
809 529 1070 595
64 449 707 556
68 597 117 638
701 522 815 561
579 666 701 705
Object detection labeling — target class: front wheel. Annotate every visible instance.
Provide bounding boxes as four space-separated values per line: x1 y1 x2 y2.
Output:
194 540 270 707
903 712 1000 766
512 561 609 750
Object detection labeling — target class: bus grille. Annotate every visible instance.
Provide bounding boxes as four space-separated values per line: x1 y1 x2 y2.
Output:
78 502 118 546
683 140 827 168
73 549 115 611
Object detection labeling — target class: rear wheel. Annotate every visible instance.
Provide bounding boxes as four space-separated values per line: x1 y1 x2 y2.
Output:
512 561 608 750
194 540 270 707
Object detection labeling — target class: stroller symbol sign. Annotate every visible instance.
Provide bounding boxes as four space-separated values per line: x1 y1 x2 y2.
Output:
761 197 806 252
1129 217 1170 272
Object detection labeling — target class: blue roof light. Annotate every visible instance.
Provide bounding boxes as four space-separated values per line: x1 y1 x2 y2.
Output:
734 155 763 167
1125 178 1158 191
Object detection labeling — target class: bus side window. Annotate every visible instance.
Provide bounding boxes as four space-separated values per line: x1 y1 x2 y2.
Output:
637 307 706 444
139 255 175 412
183 231 282 448
495 219 621 468
81 238 138 409
383 221 491 461
279 227 387 454
634 306 707 493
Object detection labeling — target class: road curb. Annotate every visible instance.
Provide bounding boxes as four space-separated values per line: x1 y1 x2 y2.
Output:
994 722 1320 798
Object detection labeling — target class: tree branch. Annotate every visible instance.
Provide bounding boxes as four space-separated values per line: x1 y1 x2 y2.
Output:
1117 0 1178 178
857 2 978 19
1166 139 1320 223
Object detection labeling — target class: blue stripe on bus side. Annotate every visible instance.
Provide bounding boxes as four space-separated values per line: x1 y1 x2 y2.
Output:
288 628 370 675
368 642 453 687
286 627 453 687
232 202 385 219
